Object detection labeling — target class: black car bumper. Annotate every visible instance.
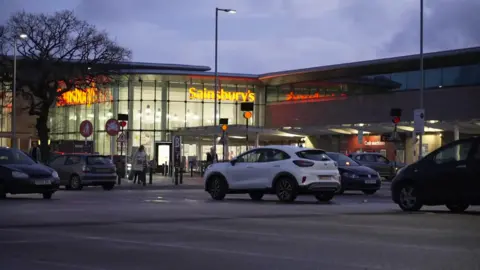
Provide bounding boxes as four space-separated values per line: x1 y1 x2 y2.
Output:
299 182 341 193
341 177 381 191
6 178 60 194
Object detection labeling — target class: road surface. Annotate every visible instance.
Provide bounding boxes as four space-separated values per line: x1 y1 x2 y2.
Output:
1 188 479 270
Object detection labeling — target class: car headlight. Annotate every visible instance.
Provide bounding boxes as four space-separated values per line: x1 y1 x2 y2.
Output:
52 171 59 179
342 172 358 179
12 171 29 179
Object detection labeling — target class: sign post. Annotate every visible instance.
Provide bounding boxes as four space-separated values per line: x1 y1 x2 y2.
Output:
105 119 120 160
79 120 93 153
172 135 181 185
414 109 425 159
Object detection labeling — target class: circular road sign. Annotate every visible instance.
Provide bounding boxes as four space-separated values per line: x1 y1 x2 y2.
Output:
80 120 93 138
105 119 120 136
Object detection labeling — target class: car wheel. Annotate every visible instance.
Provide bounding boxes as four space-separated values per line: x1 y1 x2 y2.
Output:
42 192 53 199
362 190 377 195
315 192 335 202
0 183 6 199
69 175 83 190
275 177 297 202
248 191 264 201
102 183 115 191
446 203 469 213
398 184 423 211
208 176 227 200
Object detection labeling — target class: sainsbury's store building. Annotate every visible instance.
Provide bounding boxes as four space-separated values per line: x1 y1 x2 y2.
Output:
1 47 480 165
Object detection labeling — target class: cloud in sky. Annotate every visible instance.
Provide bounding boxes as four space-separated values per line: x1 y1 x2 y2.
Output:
0 0 478 73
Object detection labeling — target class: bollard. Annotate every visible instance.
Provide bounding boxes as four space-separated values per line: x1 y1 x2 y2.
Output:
190 166 193 177
149 167 153 185
180 168 183 185
174 167 179 185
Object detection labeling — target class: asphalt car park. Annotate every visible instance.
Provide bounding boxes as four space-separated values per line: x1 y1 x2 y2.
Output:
1 188 479 270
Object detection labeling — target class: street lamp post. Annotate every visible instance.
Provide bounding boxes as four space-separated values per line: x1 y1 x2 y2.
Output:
11 33 28 149
418 0 425 159
213 7 236 162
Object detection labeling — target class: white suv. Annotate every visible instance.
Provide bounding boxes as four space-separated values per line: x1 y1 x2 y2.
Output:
204 145 341 202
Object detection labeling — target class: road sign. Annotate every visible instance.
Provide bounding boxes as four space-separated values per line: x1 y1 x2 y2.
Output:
79 120 93 138
172 136 181 167
105 119 120 136
117 133 126 143
414 109 425 134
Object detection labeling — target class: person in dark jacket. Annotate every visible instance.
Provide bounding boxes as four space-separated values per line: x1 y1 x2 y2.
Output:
28 141 41 163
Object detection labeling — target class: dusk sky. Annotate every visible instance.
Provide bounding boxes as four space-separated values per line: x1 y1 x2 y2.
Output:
1 0 479 74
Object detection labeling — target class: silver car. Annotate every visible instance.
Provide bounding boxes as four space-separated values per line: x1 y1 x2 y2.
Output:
48 154 117 190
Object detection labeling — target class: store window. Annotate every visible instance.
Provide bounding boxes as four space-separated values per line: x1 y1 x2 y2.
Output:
425 68 442 88
406 71 420 90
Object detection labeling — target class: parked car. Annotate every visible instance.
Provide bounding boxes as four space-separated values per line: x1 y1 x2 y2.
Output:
325 152 381 195
349 152 404 180
204 145 341 203
391 137 480 212
47 153 117 190
0 147 60 199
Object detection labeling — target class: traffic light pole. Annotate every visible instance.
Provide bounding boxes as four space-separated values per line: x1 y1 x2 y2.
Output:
245 118 249 151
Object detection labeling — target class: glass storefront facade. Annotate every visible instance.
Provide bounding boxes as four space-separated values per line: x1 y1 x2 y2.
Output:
49 75 266 162
265 64 480 104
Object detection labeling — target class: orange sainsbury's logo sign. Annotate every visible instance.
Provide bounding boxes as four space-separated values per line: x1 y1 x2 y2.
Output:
57 86 113 107
285 91 347 102
189 87 255 102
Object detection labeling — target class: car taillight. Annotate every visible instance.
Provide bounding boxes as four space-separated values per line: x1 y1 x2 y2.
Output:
82 166 91 173
293 160 314 167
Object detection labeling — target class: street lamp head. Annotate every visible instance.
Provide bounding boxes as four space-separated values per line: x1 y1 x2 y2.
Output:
217 8 236 14
19 33 28 39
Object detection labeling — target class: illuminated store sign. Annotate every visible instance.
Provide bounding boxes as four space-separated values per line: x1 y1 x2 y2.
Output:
189 87 255 102
285 91 347 101
57 86 113 107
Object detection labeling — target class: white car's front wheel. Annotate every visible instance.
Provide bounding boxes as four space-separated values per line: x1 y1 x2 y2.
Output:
208 176 227 200
275 177 297 202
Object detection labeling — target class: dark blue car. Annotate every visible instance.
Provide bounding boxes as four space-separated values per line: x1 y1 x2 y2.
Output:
0 147 60 199
326 152 381 195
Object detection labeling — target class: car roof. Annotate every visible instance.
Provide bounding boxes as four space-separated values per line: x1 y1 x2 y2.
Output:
255 145 326 155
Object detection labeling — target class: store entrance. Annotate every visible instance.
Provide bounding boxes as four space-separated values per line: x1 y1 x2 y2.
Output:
155 142 172 167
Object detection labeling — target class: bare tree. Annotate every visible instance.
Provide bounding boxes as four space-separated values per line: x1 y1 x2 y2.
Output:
0 10 131 161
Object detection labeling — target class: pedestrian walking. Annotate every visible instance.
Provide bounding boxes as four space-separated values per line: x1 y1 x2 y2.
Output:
132 145 148 186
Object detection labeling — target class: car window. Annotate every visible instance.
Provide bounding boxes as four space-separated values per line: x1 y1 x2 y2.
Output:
65 156 82 165
296 150 330 161
0 149 36 165
236 150 261 163
353 155 362 161
361 155 376 162
376 156 390 164
433 141 473 164
258 149 290 162
87 156 113 165
49 156 66 166
327 153 360 166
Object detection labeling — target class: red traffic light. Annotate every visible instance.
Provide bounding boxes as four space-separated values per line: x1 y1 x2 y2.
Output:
392 116 400 124
119 121 127 127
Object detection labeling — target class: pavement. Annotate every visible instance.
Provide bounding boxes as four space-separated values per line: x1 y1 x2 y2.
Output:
114 174 204 190
1 188 479 270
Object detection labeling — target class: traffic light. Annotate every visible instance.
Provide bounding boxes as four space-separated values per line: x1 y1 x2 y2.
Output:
243 111 252 119
392 116 401 124
221 124 228 131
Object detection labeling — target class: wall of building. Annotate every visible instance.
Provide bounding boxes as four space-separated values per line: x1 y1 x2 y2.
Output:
265 86 480 128
405 134 443 164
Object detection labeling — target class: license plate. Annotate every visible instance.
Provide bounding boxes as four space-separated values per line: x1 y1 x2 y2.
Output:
364 180 377 184
35 180 51 185
318 176 331 180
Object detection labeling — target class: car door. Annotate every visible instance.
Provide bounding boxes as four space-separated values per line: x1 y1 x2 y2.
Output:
358 154 380 173
375 155 393 178
227 150 262 189
465 139 480 204
425 140 474 203
256 149 291 188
